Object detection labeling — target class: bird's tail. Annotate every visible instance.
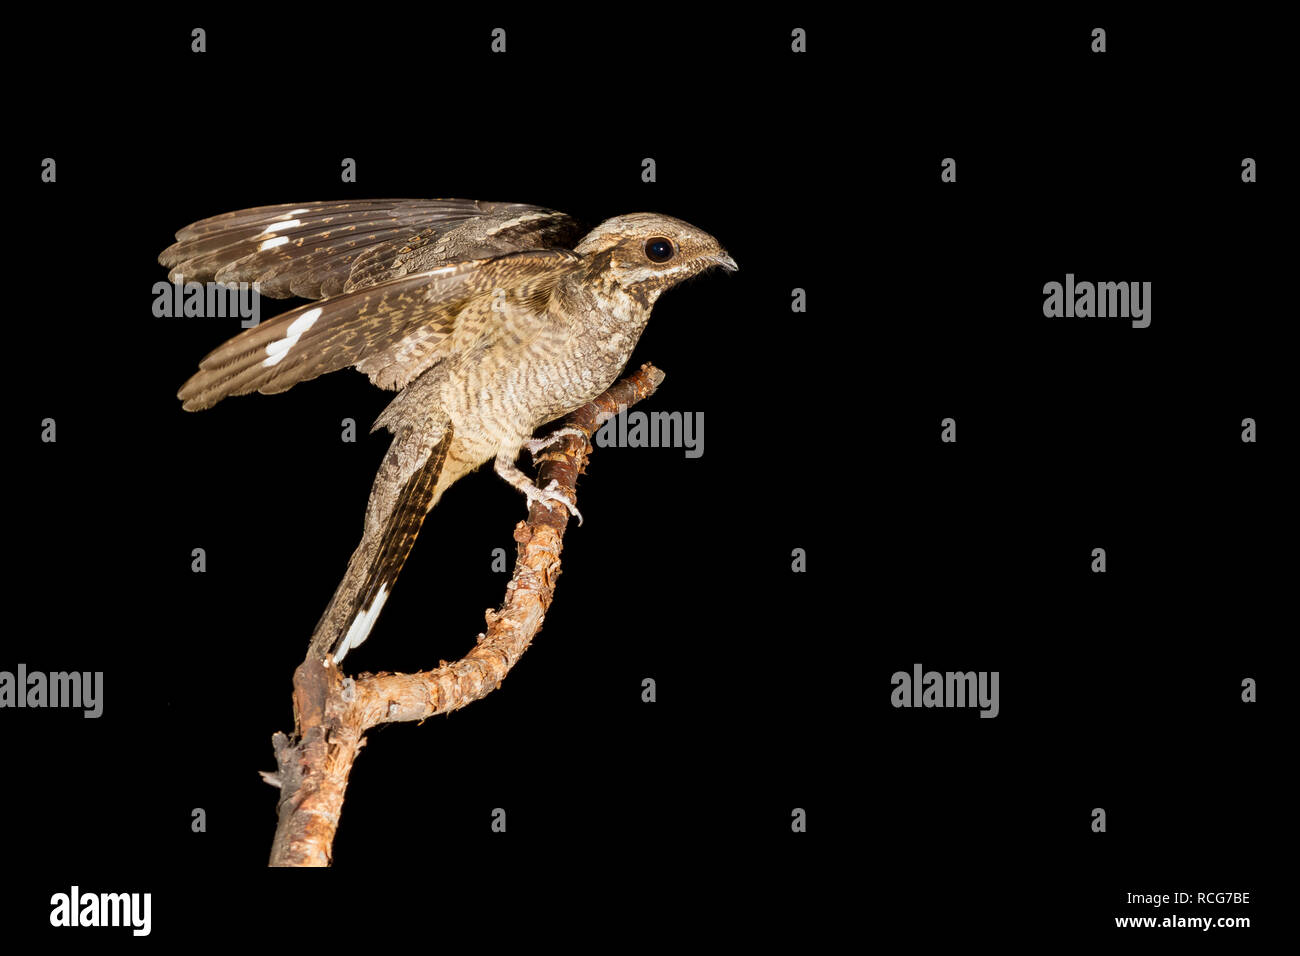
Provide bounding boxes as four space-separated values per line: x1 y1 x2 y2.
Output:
309 427 454 664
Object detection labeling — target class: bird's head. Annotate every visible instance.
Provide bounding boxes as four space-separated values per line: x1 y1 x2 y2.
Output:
574 212 737 305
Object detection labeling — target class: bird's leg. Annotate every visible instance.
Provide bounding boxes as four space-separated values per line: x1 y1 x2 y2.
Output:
522 426 589 462
493 451 584 525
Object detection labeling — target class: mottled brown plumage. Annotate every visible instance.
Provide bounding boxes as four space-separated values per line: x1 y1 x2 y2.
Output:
163 199 735 663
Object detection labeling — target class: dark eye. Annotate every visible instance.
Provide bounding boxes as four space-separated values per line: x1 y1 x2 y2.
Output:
644 237 675 263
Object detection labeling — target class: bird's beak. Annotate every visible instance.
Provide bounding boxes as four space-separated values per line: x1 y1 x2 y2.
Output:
710 251 739 273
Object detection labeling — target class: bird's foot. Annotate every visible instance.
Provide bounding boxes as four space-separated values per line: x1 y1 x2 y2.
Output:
522 478 583 525
524 426 589 462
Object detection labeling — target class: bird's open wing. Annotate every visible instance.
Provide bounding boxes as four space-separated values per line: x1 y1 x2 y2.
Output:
158 199 582 299
176 249 584 411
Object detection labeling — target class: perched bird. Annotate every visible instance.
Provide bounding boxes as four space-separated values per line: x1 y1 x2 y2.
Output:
161 199 736 663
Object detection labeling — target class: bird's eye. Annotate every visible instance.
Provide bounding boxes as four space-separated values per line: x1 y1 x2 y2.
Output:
644 237 675 263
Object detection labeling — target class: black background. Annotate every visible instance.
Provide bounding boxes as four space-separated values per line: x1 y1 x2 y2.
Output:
7 9 1284 945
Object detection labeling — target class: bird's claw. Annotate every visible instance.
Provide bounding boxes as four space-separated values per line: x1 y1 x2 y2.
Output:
524 426 589 463
524 479 583 525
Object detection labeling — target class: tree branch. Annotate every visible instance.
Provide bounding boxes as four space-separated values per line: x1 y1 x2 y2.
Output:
266 363 665 866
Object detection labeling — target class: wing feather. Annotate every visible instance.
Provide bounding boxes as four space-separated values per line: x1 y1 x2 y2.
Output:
176 249 582 411
159 199 581 299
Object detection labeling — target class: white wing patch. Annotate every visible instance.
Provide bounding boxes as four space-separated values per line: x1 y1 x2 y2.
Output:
333 583 390 664
256 219 301 237
263 307 323 367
